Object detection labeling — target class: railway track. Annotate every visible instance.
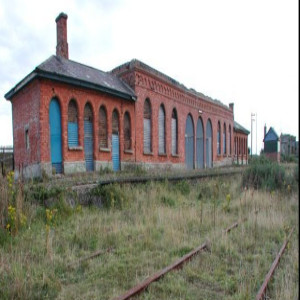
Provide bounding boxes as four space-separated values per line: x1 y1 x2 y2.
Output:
72 166 244 192
112 221 242 300
111 221 295 300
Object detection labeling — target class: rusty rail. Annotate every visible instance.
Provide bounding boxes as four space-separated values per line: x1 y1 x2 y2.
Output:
255 227 294 300
66 247 114 269
113 242 208 300
224 222 238 233
113 220 240 300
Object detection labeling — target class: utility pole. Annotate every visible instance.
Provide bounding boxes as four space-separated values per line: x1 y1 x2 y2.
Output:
256 112 257 155
251 113 255 158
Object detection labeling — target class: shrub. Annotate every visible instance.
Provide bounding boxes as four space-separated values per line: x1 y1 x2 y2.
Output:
25 185 63 205
242 156 286 191
173 180 190 196
91 184 129 209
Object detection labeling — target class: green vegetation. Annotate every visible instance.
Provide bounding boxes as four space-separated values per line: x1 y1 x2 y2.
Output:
242 155 298 191
0 164 298 299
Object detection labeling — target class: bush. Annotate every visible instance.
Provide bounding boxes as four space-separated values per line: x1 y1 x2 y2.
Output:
25 185 63 205
91 184 129 209
173 180 190 196
242 156 286 191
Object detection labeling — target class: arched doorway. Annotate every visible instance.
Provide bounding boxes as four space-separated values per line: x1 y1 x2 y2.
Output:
84 103 94 171
196 118 204 169
206 119 213 168
185 114 194 169
112 109 120 171
49 98 62 174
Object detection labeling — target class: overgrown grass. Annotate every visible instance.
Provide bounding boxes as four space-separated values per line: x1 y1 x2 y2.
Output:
0 165 298 299
242 155 298 191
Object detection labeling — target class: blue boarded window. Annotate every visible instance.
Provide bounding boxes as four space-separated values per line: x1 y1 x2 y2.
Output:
68 100 79 147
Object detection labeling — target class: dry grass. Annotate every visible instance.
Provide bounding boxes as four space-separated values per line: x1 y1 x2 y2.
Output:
0 168 298 300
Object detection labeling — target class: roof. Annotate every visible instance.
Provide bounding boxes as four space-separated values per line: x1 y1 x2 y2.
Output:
5 55 136 101
264 127 279 142
111 59 232 111
233 121 250 135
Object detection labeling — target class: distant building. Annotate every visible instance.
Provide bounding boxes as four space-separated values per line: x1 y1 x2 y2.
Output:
263 126 280 162
280 134 297 156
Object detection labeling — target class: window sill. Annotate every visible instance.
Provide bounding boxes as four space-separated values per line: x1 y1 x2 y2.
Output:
171 154 179 158
68 146 83 151
100 147 110 153
158 153 167 157
124 149 134 154
143 151 153 156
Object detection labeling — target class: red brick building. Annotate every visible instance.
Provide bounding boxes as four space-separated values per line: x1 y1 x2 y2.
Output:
5 13 249 178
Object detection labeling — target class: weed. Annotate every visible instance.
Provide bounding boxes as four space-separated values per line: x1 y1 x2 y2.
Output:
161 195 176 207
174 180 190 195
91 184 129 209
242 156 286 191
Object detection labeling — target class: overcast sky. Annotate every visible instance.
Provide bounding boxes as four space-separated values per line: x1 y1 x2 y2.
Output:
0 0 298 153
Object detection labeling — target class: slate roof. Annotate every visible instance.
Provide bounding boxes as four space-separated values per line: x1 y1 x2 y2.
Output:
264 127 279 142
233 121 250 135
5 55 136 101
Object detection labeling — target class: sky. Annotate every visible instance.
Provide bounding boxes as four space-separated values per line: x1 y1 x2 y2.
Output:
0 0 298 154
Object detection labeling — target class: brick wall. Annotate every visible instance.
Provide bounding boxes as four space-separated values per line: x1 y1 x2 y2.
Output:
116 66 235 168
12 80 41 174
39 79 136 170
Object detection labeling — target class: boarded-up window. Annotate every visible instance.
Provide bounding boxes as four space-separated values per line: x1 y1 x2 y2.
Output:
171 109 178 155
229 125 232 154
84 103 93 121
112 109 119 134
144 99 152 153
99 106 108 148
217 122 221 155
158 105 166 154
25 128 29 150
68 100 79 147
223 123 226 154
124 112 131 150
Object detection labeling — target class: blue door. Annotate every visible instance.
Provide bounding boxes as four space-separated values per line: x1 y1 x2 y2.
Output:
49 99 62 173
196 118 204 169
185 115 194 169
206 120 213 168
84 120 94 171
112 134 120 171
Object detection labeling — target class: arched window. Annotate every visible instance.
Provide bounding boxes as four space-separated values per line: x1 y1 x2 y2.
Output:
223 123 226 154
171 109 178 155
112 109 119 134
143 99 152 153
99 106 108 148
68 99 79 147
229 125 232 155
124 112 131 150
217 122 221 155
158 104 166 154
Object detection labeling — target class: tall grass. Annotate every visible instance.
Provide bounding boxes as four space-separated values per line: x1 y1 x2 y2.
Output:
0 167 298 299
242 155 298 191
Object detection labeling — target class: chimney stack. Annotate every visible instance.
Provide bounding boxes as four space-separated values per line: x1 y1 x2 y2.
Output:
56 12 69 59
229 103 234 113
264 124 267 140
